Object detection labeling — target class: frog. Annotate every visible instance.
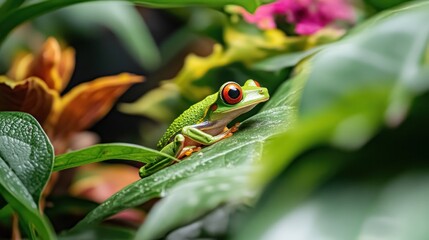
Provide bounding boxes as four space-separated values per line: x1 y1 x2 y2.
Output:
139 79 270 178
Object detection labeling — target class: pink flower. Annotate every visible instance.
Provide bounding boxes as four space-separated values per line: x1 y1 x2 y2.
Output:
240 0 355 35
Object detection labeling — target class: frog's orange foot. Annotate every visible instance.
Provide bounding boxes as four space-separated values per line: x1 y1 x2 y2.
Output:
185 147 201 156
177 146 201 159
225 132 233 138
231 122 240 133
184 148 193 156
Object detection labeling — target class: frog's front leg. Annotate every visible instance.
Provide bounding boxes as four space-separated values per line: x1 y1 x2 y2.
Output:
139 134 185 178
181 121 239 146
171 134 200 159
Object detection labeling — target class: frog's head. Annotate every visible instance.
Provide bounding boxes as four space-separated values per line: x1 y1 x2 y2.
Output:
209 79 269 121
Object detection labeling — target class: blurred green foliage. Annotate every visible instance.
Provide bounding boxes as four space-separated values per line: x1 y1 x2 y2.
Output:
1 0 429 239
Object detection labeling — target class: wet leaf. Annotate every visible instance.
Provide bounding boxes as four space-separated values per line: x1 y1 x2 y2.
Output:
165 204 241 239
135 167 258 240
0 112 55 239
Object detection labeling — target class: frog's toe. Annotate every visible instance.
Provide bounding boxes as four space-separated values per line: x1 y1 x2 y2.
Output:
174 134 186 142
231 122 240 133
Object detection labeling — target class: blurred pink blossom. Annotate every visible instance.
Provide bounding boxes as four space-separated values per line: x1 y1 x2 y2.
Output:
240 0 355 35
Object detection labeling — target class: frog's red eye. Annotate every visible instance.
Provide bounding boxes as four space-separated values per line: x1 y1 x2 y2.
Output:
254 80 261 87
221 82 243 105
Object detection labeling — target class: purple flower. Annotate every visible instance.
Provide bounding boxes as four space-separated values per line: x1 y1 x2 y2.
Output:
240 0 355 35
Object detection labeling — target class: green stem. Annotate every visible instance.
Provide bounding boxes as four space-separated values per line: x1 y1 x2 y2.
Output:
0 0 100 46
0 0 25 15
0 0 259 47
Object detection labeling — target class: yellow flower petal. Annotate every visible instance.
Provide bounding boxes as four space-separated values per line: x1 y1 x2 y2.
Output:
7 52 34 81
48 73 143 142
29 37 65 91
0 76 59 124
119 81 186 123
7 37 76 92
57 47 75 91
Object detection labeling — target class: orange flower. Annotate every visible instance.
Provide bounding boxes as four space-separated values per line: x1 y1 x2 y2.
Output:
0 37 143 153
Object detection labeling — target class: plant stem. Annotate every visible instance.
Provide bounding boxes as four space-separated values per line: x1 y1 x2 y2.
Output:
0 0 259 47
0 0 25 16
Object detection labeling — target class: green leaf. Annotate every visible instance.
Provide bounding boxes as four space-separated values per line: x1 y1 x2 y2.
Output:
135 167 258 240
0 0 24 15
363 0 413 11
239 171 429 240
0 112 55 239
250 47 323 72
0 0 261 46
300 1 429 118
258 1 429 186
236 101 429 240
69 77 298 232
132 0 260 11
0 112 53 205
165 204 241 239
54 143 175 171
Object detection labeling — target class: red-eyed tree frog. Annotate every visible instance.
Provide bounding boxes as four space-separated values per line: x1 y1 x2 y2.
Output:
139 79 269 177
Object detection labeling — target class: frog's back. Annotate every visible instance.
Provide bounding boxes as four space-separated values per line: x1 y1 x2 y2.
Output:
157 94 217 149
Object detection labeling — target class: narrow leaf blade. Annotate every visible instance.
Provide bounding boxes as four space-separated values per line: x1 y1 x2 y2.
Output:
54 143 175 171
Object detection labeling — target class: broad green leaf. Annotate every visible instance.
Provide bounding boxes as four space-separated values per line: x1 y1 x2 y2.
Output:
300 1 429 119
349 1 429 35
0 112 53 205
259 87 391 186
136 167 258 240
165 204 241 239
70 76 299 231
259 0 429 187
0 0 261 46
241 172 429 240
235 146 352 240
237 91 429 240
54 143 175 171
364 0 413 11
0 112 55 239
